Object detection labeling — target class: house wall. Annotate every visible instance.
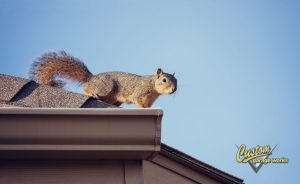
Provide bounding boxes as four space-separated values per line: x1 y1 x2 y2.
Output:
143 160 198 184
0 160 143 184
144 155 223 184
0 156 236 184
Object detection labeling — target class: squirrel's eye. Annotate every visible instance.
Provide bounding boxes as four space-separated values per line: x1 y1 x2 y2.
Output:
162 78 167 83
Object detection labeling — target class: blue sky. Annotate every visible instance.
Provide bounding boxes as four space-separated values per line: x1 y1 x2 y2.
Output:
1 0 299 183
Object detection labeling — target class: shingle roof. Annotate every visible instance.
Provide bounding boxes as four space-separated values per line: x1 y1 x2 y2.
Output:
0 74 115 108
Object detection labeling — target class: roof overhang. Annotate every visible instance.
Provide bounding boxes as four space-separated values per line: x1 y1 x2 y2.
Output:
0 108 162 160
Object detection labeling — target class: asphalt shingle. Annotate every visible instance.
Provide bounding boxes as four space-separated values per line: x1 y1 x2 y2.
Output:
0 74 31 101
0 74 115 108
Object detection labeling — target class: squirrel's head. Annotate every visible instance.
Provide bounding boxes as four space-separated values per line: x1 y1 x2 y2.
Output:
154 68 177 95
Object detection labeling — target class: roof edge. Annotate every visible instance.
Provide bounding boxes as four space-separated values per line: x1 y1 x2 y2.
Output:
0 108 163 160
160 143 244 184
0 108 163 116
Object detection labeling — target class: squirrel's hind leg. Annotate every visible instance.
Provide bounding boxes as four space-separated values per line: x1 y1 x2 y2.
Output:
83 74 118 105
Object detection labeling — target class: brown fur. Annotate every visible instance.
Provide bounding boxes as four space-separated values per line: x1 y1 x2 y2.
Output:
30 51 92 87
30 51 177 108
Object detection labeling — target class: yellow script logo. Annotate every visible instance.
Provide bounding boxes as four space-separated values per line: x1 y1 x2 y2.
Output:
236 144 271 163
235 144 288 173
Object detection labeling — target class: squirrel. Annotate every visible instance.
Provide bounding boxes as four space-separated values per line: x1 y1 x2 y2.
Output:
30 51 177 108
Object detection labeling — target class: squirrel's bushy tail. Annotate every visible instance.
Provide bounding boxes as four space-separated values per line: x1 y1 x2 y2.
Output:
30 51 93 87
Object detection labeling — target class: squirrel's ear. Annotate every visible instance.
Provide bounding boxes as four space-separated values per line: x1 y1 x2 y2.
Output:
172 72 175 76
157 68 163 76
